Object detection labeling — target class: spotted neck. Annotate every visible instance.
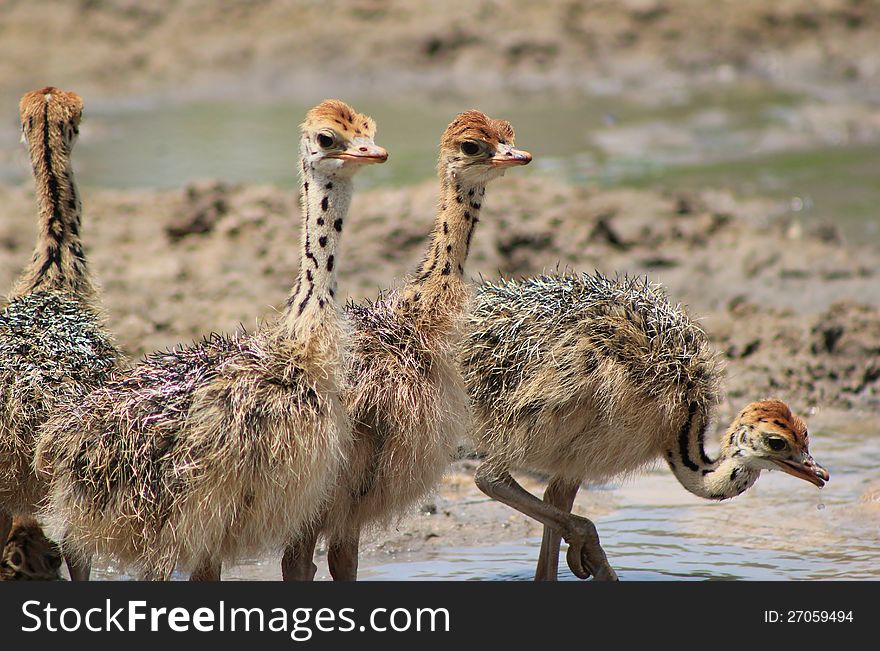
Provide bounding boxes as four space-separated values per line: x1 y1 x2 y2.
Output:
665 403 760 501
12 106 94 301
280 160 352 342
401 175 484 310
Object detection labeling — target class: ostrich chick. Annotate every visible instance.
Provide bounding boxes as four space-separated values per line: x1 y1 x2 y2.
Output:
35 100 387 580
0 88 120 581
460 272 829 580
283 111 532 580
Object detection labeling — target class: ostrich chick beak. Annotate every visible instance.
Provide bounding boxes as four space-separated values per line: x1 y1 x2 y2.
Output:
490 145 532 168
335 143 388 164
771 456 830 488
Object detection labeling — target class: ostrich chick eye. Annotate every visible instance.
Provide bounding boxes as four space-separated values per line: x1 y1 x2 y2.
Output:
460 141 481 156
765 436 787 452
317 133 335 149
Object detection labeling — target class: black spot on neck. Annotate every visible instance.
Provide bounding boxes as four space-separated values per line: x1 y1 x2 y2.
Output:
334 218 343 232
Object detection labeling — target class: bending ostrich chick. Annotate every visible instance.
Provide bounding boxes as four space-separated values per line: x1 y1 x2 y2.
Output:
282 111 532 581
0 88 120 581
460 272 829 580
35 100 387 580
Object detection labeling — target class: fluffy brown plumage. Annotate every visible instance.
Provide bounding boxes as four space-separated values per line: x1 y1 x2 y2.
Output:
463 272 721 483
35 100 386 579
36 329 346 578
0 88 120 580
283 111 531 580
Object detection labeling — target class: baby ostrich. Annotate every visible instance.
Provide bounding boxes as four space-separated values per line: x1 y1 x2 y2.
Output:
0 88 119 581
282 110 532 581
35 100 387 580
460 272 829 580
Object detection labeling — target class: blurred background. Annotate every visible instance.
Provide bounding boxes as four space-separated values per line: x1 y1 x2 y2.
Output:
1 0 878 580
1 0 880 239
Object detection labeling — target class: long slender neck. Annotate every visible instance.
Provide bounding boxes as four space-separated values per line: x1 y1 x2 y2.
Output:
665 403 760 500
12 109 94 301
401 174 484 311
279 159 352 342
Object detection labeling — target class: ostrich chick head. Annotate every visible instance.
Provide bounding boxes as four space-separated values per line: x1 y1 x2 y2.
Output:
301 99 387 177
438 110 531 186
20 86 83 153
729 399 829 487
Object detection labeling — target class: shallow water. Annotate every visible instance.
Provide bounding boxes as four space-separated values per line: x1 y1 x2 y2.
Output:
2 82 879 241
358 423 880 581
83 420 880 581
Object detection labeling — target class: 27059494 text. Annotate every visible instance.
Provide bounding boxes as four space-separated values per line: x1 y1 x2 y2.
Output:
764 610 854 623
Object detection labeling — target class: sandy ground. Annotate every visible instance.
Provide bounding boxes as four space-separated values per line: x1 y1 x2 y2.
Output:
2 175 876 414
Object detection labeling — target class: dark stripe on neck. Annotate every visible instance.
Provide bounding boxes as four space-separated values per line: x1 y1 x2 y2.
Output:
297 283 313 316
33 101 64 288
697 416 713 465
678 401 700 471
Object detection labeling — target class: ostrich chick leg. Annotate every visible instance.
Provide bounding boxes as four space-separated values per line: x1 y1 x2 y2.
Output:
0 510 11 550
281 528 319 581
534 477 580 581
327 533 359 581
63 541 91 582
475 466 617 581
189 558 221 581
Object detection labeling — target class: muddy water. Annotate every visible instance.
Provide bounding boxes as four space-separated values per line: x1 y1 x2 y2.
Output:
2 82 878 241
84 418 879 581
